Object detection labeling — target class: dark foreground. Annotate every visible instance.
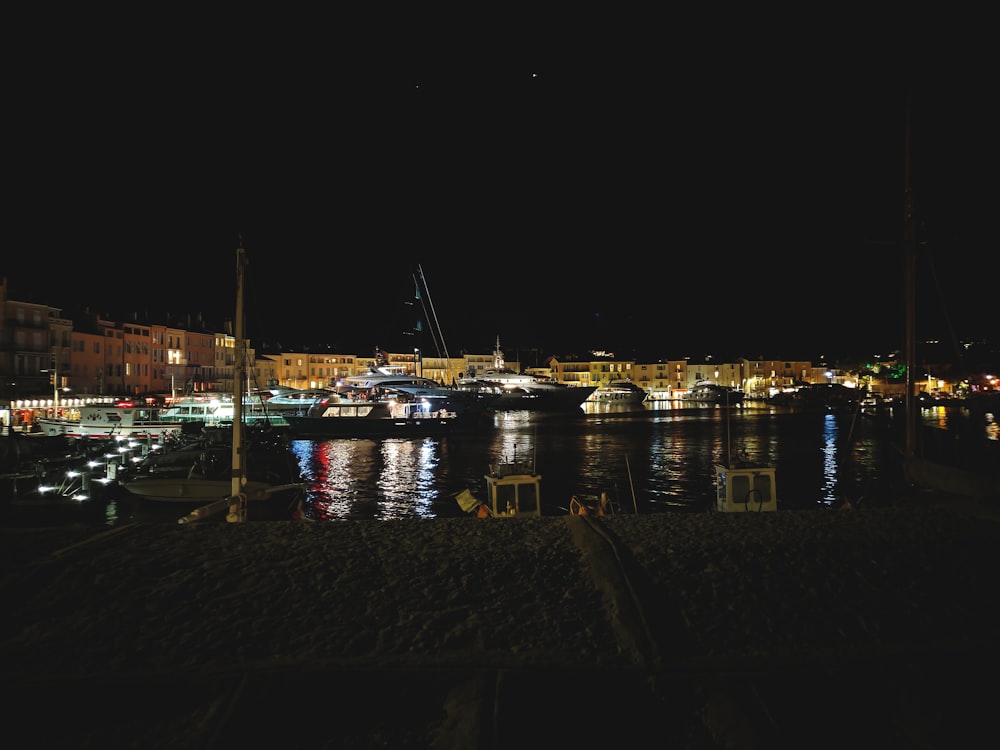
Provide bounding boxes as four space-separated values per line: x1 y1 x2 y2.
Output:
2 496 999 749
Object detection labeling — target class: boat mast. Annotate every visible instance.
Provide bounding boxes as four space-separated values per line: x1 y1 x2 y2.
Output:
230 242 247 520
414 265 450 359
903 94 917 460
413 264 453 383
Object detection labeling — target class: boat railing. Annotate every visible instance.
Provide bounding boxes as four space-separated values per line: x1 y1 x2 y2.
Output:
488 460 535 478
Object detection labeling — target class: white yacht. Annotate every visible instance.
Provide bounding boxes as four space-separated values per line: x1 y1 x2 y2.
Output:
264 388 333 415
458 337 596 411
36 401 186 440
340 350 496 416
160 392 290 428
587 379 647 404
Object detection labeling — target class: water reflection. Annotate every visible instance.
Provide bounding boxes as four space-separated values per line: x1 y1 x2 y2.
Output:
290 438 443 520
82 400 998 526
287 405 891 519
489 411 538 468
821 413 841 503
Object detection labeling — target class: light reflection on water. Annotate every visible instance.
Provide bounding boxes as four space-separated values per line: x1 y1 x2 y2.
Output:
821 414 842 502
60 400 989 526
284 402 1000 520
290 438 442 520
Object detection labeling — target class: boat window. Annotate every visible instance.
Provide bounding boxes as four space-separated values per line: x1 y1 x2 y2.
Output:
517 484 539 514
731 475 752 504
754 474 774 503
494 485 517 514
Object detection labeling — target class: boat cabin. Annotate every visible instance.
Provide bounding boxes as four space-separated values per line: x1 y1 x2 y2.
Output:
482 460 542 517
714 463 778 512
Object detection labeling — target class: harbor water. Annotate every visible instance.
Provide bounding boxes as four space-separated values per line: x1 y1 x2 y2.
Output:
273 400 997 521
4 400 996 526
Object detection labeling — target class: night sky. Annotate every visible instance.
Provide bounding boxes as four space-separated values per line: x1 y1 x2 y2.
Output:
6 21 994 363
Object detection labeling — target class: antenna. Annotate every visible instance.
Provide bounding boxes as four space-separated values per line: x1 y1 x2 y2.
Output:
725 404 732 468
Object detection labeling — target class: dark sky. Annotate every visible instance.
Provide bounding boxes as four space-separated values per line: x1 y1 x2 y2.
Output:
6 22 994 363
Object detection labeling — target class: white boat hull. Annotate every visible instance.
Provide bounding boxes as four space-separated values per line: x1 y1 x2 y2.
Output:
37 417 184 440
121 477 297 503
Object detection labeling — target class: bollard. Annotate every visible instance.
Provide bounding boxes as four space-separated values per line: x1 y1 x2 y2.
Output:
178 496 231 524
226 493 248 523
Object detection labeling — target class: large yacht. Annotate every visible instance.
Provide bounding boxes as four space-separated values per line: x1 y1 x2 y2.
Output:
283 389 485 438
160 392 292 428
264 388 333 415
339 350 497 417
587 379 647 405
458 338 596 412
682 380 745 406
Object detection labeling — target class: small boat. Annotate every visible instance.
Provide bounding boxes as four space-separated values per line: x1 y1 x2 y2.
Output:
119 429 302 507
587 379 647 405
713 409 778 512
122 476 284 504
682 380 745 406
36 401 187 440
454 451 542 517
568 492 617 515
455 445 633 518
119 244 303 521
714 461 778 512
457 337 596 412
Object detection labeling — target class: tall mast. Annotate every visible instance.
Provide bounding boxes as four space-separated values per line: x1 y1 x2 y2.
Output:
903 94 917 460
230 242 247 516
413 264 453 382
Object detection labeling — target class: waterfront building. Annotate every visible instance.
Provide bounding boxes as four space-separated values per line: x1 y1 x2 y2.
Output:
275 351 361 391
585 354 636 388
3 277 993 423
548 354 592 388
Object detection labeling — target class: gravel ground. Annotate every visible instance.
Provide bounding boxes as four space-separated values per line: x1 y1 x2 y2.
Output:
2 499 999 748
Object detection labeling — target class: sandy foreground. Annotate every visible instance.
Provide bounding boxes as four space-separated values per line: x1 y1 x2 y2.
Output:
2 500 999 749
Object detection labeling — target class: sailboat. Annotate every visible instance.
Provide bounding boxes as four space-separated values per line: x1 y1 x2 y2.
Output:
120 243 304 520
898 97 1000 503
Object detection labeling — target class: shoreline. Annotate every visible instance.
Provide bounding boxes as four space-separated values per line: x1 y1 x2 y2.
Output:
3 499 999 747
